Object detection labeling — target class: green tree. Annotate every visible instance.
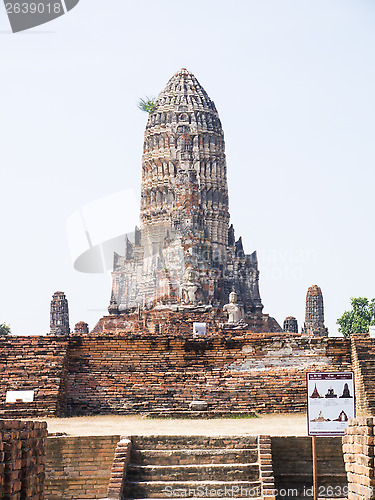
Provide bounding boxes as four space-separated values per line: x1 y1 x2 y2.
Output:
137 96 157 114
337 297 375 338
0 323 11 336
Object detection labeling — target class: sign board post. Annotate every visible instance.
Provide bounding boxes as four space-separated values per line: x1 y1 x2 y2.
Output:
307 372 355 500
312 436 318 500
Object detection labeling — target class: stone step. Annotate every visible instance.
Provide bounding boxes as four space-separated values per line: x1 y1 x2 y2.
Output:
123 480 262 498
276 472 348 478
143 411 256 419
131 435 258 450
130 448 258 466
127 463 260 482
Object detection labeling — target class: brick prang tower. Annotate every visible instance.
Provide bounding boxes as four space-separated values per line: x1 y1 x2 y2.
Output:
302 285 328 337
111 69 276 324
50 291 70 336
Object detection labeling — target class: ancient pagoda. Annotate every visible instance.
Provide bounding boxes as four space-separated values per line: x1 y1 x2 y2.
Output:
49 291 70 336
106 69 280 332
301 285 328 336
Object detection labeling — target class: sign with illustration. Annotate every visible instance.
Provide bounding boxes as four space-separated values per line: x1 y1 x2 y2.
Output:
307 372 355 436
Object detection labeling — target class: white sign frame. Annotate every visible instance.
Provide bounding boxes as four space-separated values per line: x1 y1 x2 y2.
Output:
193 322 207 337
6 390 35 403
307 372 355 436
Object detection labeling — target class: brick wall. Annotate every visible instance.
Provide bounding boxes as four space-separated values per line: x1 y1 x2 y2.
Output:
66 332 351 415
350 336 375 416
0 427 3 498
259 435 276 500
0 328 351 418
342 417 375 500
0 337 69 418
107 438 131 500
45 435 120 500
271 436 347 499
0 419 47 500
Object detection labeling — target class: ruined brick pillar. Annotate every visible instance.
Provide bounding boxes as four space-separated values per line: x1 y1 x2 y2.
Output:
74 322 89 334
50 291 70 336
283 316 298 333
343 417 375 500
0 419 47 500
301 285 328 337
0 430 4 499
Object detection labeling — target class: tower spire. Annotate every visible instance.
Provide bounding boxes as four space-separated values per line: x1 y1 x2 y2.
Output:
140 68 229 252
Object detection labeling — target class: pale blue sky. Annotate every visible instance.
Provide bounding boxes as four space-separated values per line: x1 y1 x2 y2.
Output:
0 0 374 335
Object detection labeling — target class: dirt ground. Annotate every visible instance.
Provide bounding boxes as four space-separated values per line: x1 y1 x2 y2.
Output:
40 413 308 437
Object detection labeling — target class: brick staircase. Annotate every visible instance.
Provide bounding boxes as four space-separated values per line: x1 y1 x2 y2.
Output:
115 435 264 499
351 336 375 414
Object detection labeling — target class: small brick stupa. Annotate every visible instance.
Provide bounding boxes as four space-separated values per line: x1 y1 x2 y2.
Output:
283 316 298 333
96 69 281 333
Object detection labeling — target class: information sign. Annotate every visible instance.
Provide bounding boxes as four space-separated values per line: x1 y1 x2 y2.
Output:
307 372 355 436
